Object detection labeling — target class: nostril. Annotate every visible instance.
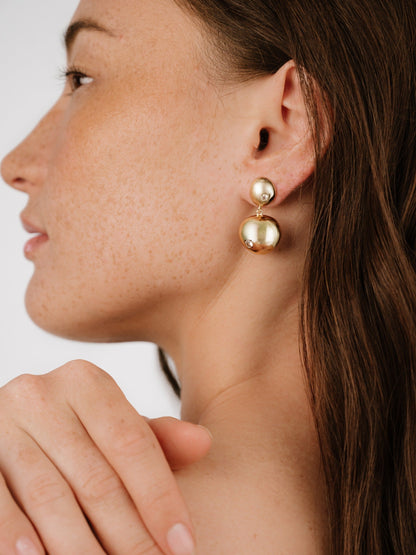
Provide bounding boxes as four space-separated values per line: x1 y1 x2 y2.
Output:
11 177 30 192
3 175 30 192
1 148 45 191
0 150 29 190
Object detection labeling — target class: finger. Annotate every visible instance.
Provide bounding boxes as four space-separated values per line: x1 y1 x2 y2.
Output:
64 361 197 555
0 473 45 555
0 431 106 555
8 371 163 555
147 417 212 470
27 409 164 555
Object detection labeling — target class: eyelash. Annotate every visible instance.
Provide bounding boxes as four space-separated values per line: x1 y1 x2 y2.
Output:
59 65 93 93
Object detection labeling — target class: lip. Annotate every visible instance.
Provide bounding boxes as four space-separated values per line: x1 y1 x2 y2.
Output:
23 234 49 259
20 213 47 235
20 213 49 260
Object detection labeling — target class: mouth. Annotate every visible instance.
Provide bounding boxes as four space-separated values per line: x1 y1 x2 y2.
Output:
20 213 49 260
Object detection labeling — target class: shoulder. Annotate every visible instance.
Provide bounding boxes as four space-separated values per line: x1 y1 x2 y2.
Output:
175 459 326 554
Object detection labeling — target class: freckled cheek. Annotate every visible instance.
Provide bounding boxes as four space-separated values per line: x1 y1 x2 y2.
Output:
53 76 231 261
43 101 202 273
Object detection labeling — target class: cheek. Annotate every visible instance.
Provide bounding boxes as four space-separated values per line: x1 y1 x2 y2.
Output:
56 90 218 273
26 82 239 336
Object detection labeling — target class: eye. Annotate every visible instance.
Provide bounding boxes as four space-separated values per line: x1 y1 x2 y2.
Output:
59 66 93 93
68 72 93 92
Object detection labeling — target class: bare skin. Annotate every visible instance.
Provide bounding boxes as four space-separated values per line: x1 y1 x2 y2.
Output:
0 361 212 555
1 0 329 552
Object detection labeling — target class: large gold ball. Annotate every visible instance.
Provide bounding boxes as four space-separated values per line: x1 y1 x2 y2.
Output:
250 178 276 207
239 215 281 253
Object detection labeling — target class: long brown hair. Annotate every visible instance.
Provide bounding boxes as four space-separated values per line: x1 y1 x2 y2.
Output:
166 1 416 552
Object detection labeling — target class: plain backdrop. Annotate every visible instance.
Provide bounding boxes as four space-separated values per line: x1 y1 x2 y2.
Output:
0 1 180 417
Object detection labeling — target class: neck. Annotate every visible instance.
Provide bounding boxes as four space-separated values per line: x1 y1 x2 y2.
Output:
169 261 329 547
153 196 329 547
165 245 321 466
173 248 309 422
177 277 319 468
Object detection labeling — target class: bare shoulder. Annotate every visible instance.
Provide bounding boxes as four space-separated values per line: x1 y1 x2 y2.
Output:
175 458 327 555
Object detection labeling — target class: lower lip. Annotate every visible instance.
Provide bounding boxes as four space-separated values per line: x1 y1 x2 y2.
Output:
24 234 49 259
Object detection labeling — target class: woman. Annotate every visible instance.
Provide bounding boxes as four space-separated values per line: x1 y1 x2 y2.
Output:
1 0 415 553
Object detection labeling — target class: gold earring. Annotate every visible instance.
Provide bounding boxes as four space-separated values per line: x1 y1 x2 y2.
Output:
239 178 281 254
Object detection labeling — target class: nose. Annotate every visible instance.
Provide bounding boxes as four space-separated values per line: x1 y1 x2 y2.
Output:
1 105 59 193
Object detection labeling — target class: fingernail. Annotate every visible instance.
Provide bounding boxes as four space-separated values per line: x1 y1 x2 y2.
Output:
197 425 213 440
16 537 42 555
167 523 196 555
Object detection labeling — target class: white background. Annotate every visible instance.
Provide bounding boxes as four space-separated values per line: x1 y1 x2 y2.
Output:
0 1 180 417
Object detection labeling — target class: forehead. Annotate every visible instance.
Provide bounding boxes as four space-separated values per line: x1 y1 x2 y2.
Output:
73 0 184 26
71 0 199 53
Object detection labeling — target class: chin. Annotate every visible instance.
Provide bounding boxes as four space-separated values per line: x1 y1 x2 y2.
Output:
24 281 149 344
25 286 107 343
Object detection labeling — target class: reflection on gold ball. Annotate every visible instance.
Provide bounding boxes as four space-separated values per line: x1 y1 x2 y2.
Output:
239 215 280 253
250 178 276 207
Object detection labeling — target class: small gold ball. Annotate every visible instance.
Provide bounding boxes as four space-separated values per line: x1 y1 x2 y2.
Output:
250 178 276 207
239 215 280 253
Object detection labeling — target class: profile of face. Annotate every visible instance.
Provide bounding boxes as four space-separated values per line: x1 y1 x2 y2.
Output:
1 0 260 345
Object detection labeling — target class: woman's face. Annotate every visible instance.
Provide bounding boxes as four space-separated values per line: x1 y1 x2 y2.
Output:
1 0 251 343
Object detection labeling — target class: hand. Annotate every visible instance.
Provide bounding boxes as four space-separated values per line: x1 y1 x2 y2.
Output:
0 360 212 555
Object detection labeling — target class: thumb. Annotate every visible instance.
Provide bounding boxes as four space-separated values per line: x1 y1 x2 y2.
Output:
146 417 213 470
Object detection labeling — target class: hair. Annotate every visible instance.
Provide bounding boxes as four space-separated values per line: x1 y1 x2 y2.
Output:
161 1 416 553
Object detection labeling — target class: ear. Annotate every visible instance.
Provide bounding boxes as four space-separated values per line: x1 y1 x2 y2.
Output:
243 61 317 205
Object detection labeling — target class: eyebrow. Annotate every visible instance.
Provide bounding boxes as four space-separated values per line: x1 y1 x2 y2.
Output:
63 18 115 55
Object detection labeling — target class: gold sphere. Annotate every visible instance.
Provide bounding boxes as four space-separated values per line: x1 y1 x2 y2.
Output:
250 178 276 207
239 215 281 253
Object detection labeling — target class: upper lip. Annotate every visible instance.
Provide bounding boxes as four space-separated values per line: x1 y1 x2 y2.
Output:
20 213 47 235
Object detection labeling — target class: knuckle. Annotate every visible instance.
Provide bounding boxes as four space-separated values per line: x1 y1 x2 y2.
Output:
15 443 41 467
57 359 97 378
129 537 161 555
46 360 105 393
2 373 46 405
141 480 174 514
26 473 69 509
112 428 157 462
66 359 98 372
79 466 123 505
62 359 115 386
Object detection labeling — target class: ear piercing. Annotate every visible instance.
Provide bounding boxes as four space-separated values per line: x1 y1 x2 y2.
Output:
239 178 281 254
